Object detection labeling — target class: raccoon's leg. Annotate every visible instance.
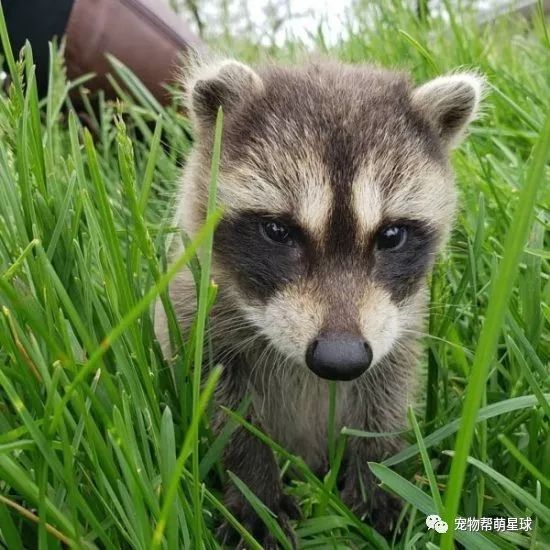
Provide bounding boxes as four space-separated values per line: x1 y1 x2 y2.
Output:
215 369 300 548
340 435 403 537
217 426 300 548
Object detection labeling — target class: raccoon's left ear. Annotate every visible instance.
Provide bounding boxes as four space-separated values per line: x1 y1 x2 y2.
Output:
412 73 485 149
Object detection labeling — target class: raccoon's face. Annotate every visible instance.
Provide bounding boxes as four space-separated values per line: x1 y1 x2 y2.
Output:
184 60 483 381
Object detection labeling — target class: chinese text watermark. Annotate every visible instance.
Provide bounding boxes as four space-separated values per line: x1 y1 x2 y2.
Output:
454 516 532 532
426 515 533 533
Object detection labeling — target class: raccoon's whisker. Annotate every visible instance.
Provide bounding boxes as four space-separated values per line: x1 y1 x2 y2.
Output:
214 339 254 361
249 342 279 417
390 339 418 361
399 329 474 354
215 331 262 366
425 303 468 310
208 322 254 341
263 347 281 415
212 320 255 333
277 353 297 414
247 337 273 384
205 316 256 344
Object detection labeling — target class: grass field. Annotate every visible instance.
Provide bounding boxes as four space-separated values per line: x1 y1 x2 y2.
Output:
0 1 549 548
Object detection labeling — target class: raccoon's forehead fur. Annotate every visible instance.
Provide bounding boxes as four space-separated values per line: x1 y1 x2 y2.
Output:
214 66 448 226
170 59 483 365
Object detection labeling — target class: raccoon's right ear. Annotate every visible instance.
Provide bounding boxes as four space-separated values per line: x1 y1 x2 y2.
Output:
185 59 263 126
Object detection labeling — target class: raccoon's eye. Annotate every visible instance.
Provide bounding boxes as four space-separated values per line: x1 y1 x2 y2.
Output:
261 220 293 245
376 225 408 251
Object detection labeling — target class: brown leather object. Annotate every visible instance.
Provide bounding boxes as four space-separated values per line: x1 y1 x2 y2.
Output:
65 0 203 104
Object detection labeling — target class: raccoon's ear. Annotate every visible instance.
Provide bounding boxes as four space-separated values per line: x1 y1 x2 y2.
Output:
185 59 263 127
412 73 484 149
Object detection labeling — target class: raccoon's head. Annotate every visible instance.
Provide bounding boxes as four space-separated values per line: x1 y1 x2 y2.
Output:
182 59 483 381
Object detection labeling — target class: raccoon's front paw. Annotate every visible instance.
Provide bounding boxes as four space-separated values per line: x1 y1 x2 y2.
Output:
217 491 300 549
369 487 402 537
341 468 402 538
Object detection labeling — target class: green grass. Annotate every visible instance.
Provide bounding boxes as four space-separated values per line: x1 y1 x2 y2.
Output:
0 1 549 548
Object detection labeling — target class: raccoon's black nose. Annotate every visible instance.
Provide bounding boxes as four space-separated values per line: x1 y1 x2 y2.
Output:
305 334 373 381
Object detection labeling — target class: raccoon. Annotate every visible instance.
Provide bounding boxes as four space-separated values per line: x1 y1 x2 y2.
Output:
155 59 483 545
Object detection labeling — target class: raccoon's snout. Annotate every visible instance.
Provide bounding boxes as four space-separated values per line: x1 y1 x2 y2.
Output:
305 334 373 381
